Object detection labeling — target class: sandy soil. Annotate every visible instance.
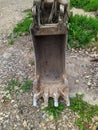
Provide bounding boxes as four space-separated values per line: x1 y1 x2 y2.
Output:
0 0 32 37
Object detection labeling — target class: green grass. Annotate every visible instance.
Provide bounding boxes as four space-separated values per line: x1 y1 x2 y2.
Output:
7 9 32 45
5 79 33 94
6 79 20 94
12 8 98 49
42 98 65 121
84 0 98 12
70 0 98 11
69 94 98 130
21 80 33 92
8 39 14 45
4 79 32 103
42 94 98 130
68 15 98 49
13 9 32 36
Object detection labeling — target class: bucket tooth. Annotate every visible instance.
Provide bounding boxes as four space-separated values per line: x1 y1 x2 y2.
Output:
66 96 70 106
33 94 38 106
53 93 59 107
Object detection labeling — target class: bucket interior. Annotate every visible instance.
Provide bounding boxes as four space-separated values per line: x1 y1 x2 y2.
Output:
34 35 66 81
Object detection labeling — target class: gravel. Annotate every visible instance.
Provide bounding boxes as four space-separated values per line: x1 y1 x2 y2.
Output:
0 36 98 130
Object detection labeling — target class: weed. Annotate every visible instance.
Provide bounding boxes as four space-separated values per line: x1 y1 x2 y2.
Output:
68 15 98 49
4 79 32 103
13 9 32 36
20 80 33 92
8 39 14 45
5 79 33 94
69 94 98 130
70 0 98 11
5 79 20 94
42 98 65 121
4 79 20 101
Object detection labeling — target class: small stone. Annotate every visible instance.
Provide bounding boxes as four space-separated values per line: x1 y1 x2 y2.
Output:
6 93 11 99
3 52 11 59
46 118 50 122
87 81 91 86
85 76 90 79
94 116 98 121
50 124 55 129
49 115 54 120
0 117 3 121
92 47 97 51
71 48 75 52
41 123 45 127
16 115 20 120
20 89 23 93
42 126 46 130
92 125 97 130
14 124 17 128
13 104 18 108
0 113 3 116
75 80 79 84
85 51 89 55
84 72 87 74
11 100 15 104
42 113 47 120
23 120 27 127
5 114 9 118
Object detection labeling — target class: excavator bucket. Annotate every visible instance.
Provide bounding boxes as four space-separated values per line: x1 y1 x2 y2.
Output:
31 0 70 107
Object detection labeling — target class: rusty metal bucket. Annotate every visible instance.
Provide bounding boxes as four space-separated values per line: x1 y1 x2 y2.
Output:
31 23 70 107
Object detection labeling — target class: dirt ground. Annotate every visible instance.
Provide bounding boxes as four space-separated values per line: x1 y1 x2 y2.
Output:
0 35 98 130
0 0 98 130
0 0 32 39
